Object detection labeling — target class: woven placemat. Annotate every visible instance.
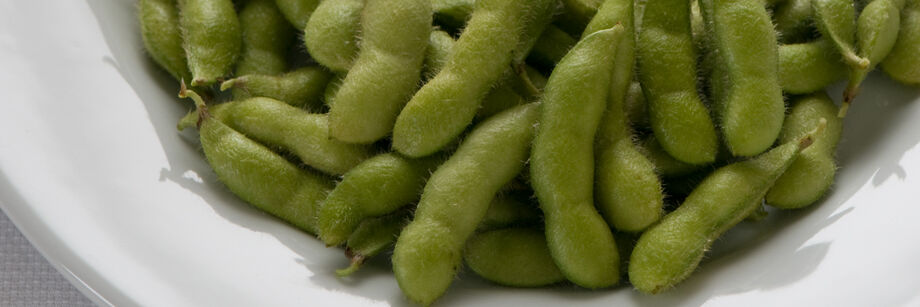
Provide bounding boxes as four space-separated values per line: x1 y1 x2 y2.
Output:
0 209 94 307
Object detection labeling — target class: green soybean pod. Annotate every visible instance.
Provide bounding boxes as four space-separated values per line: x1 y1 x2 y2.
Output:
841 0 903 115
773 0 816 43
421 30 539 121
274 0 320 29
392 0 555 157
423 30 455 79
139 0 191 82
220 66 333 110
779 38 848 95
432 0 475 30
629 123 822 294
637 0 719 164
317 153 441 247
638 134 704 179
327 0 430 144
531 27 624 289
321 73 345 107
303 0 365 73
464 227 565 287
392 103 539 305
701 0 785 157
511 66 549 98
556 0 604 36
881 0 920 86
178 0 241 87
527 25 578 70
336 210 409 276
429 0 571 71
624 81 649 129
766 92 843 208
510 0 561 67
586 0 664 233
584 0 635 107
813 0 871 69
235 0 294 77
179 97 372 175
178 87 332 235
478 194 542 231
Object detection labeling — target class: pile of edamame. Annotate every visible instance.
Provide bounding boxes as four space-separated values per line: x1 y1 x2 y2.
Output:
140 0 920 304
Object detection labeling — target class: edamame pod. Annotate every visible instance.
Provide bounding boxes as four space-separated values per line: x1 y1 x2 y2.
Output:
429 0 572 71
432 0 475 30
638 0 719 164
220 66 333 110
321 74 345 107
327 0 430 144
303 0 365 72
779 39 848 95
274 0 320 29
527 25 577 70
179 0 241 87
478 194 542 231
179 87 332 235
588 0 664 233
531 27 625 289
179 97 373 175
881 0 920 86
393 103 539 305
556 0 603 36
842 0 903 116
773 0 816 43
813 0 870 69
235 0 294 77
464 227 565 287
701 0 785 157
318 153 441 247
629 122 823 293
766 92 843 209
139 0 191 82
624 81 649 129
638 134 704 179
392 0 556 157
421 28 541 121
423 30 455 80
337 210 409 276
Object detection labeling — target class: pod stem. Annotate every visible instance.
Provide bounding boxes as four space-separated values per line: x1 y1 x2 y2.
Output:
178 80 210 128
840 69 869 118
843 51 871 70
335 249 366 277
798 118 828 150
219 78 244 92
513 61 541 97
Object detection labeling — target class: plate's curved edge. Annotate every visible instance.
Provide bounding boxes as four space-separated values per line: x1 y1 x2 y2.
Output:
0 172 128 307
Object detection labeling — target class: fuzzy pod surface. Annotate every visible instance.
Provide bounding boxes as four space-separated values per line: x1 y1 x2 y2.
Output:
139 0 191 82
392 103 539 305
530 27 625 289
766 92 843 208
392 0 557 157
179 0 241 86
701 0 785 157
630 131 816 294
881 0 920 86
464 227 565 287
304 0 365 72
328 0 431 144
179 97 373 175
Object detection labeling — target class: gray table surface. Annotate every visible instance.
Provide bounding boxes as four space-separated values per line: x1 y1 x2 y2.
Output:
1 208 94 307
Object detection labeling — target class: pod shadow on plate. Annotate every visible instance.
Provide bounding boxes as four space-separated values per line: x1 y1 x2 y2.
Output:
85 0 920 305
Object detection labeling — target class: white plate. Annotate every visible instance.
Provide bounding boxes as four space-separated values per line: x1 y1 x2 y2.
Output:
2 1 920 306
